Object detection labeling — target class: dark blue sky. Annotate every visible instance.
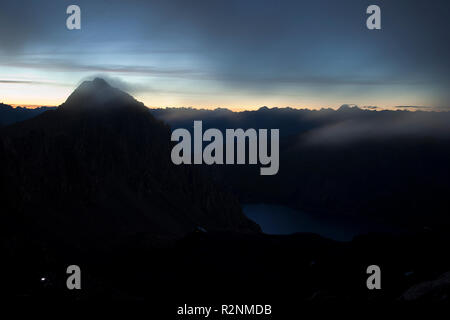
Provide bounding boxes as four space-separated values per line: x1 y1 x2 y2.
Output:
0 0 449 110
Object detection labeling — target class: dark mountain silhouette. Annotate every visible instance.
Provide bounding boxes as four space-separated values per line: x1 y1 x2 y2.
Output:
150 105 450 139
3 101 450 232
0 78 259 250
3 100 450 232
0 103 55 126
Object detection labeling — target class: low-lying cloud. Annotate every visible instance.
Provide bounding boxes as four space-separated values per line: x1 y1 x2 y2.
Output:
304 111 450 145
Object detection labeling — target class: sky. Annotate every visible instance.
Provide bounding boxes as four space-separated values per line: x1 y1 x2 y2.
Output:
0 0 449 110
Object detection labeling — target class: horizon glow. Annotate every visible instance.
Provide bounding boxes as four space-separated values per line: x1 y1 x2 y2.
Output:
1 1 449 111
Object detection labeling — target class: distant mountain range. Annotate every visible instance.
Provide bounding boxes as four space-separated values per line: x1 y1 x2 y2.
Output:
0 103 56 126
150 105 450 232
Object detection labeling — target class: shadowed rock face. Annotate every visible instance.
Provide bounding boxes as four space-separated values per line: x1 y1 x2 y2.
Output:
0 79 259 249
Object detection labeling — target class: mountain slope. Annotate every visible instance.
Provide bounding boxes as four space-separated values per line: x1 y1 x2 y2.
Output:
0 78 259 248
0 103 55 127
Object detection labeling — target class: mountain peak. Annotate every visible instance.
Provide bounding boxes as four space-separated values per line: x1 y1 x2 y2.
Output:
61 78 141 110
91 77 109 87
75 77 114 93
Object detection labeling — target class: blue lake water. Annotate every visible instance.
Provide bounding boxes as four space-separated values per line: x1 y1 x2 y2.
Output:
243 203 399 241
